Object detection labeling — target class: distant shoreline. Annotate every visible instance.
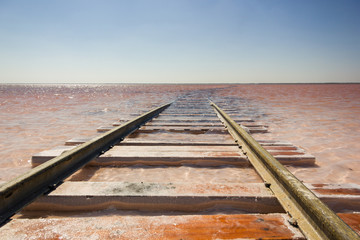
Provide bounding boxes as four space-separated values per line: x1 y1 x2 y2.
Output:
1 82 359 86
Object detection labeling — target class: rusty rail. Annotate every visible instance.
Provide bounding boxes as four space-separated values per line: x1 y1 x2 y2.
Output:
210 101 360 240
0 103 171 225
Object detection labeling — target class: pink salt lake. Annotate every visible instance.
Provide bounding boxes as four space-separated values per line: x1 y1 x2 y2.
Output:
0 84 359 185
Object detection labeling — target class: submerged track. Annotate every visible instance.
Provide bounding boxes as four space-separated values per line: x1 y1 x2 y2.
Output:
0 94 359 239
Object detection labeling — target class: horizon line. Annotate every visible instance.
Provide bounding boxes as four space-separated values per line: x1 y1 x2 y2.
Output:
1 82 359 85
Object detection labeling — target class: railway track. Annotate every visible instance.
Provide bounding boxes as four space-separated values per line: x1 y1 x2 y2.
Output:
1 93 360 239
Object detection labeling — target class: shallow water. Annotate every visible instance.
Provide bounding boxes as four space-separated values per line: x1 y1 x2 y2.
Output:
0 84 359 184
214 84 360 184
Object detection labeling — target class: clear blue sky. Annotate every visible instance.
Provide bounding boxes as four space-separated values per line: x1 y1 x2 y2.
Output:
0 0 359 83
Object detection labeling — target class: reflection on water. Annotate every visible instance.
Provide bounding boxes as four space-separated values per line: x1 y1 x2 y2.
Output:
214 84 360 184
0 84 359 184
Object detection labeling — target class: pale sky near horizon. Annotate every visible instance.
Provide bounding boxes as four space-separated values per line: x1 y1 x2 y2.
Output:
0 0 359 84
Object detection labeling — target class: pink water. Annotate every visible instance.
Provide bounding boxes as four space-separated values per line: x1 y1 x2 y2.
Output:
0 84 359 184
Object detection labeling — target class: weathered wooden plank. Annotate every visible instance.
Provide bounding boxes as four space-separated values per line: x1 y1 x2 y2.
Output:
138 121 268 127
307 183 360 212
161 111 216 115
23 182 281 213
148 113 217 116
103 145 241 152
97 126 268 134
32 145 315 167
150 117 254 122
66 166 263 183
115 121 225 127
65 138 237 146
255 140 293 146
125 132 237 143
119 142 297 150
139 126 228 132
0 214 306 239
32 146 250 167
22 182 360 213
81 145 305 156
121 138 294 147
138 125 268 133
65 139 305 159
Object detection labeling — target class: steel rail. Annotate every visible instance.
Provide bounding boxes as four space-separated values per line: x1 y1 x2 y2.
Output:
210 101 360 240
0 102 171 225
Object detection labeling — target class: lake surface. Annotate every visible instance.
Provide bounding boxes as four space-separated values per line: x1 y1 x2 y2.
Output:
0 84 359 184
